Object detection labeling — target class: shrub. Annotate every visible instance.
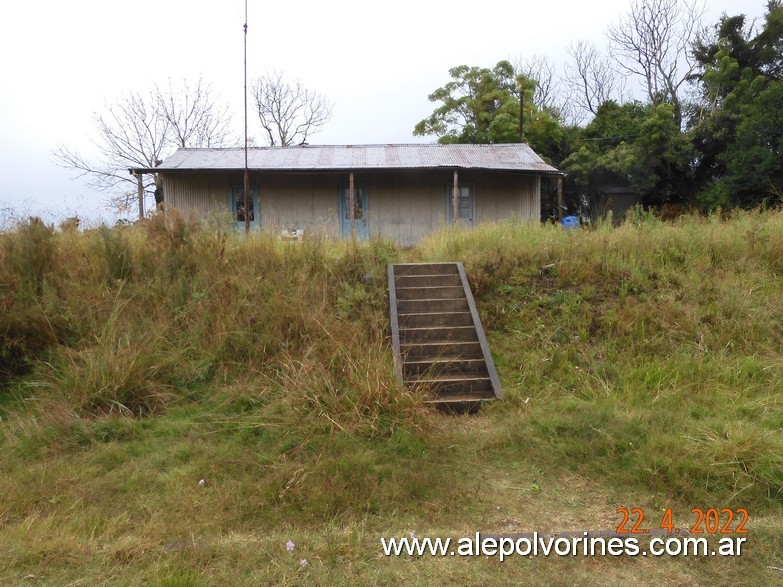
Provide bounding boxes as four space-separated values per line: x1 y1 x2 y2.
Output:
0 306 64 378
0 220 64 377
95 225 133 281
2 218 57 299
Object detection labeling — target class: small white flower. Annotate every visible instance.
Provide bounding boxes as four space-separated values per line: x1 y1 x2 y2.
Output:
198 479 205 486
300 559 308 568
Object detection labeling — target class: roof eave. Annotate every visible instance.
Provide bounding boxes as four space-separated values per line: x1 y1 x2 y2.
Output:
136 166 561 175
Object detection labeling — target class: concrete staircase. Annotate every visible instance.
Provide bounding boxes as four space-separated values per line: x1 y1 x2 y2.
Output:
388 262 502 408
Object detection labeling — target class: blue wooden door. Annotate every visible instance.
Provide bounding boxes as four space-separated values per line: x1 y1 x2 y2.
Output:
231 185 260 230
339 185 369 240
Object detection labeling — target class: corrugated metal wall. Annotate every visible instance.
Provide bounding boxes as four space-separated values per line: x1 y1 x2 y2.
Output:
262 174 340 238
164 173 234 217
163 170 541 244
473 172 539 225
364 170 447 245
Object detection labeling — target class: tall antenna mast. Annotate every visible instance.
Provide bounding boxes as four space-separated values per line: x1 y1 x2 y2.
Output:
243 0 250 234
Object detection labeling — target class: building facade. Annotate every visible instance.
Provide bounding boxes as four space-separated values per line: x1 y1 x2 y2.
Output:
138 144 560 246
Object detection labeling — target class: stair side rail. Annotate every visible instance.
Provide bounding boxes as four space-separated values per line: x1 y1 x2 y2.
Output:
456 262 502 398
387 264 404 385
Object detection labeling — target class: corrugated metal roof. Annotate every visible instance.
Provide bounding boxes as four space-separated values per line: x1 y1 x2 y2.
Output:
145 144 560 174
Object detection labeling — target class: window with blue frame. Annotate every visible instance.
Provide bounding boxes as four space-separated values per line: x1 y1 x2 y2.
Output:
231 185 259 226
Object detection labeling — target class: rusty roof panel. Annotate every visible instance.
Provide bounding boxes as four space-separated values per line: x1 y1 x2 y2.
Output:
151 144 560 174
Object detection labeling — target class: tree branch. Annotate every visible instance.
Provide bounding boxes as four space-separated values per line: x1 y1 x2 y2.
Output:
252 71 333 146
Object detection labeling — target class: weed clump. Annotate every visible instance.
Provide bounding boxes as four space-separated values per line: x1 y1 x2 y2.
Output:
2 218 58 299
94 225 133 282
0 219 66 377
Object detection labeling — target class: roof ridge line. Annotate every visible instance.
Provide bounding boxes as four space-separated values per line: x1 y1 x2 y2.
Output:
176 143 532 150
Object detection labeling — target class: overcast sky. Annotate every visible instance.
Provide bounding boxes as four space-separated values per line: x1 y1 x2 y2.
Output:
0 0 766 225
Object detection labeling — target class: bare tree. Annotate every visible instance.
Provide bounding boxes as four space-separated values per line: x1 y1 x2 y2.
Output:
513 54 562 113
564 41 627 120
252 71 333 146
607 0 705 127
156 78 232 149
53 78 232 214
53 93 169 214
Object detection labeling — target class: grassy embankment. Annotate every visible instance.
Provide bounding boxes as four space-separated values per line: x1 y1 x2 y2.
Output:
1 210 781 585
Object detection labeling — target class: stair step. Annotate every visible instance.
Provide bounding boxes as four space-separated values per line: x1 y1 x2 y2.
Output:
402 358 489 377
409 373 491 383
401 341 483 359
424 393 496 404
397 298 469 313
400 325 478 343
388 262 502 407
395 274 463 288
398 312 474 328
396 286 466 300
408 375 493 395
393 263 459 276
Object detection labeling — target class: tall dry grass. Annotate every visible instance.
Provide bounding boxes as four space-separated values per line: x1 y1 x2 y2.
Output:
1 209 782 585
416 210 783 507
1 212 417 429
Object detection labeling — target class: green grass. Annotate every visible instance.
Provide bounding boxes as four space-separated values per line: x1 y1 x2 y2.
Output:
1 210 782 585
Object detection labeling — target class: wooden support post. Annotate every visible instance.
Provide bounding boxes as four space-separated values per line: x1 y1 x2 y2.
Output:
519 86 525 143
557 176 563 222
349 172 355 241
243 169 250 234
452 169 459 225
136 172 144 221
242 2 250 235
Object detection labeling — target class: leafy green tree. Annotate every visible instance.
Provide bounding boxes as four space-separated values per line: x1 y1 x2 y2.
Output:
634 104 694 199
705 80 783 207
413 60 567 163
753 0 783 78
561 101 646 195
413 61 520 144
562 101 692 207
689 14 764 191
688 1 783 207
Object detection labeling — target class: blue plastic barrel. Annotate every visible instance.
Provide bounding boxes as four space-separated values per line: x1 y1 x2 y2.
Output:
561 215 579 229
